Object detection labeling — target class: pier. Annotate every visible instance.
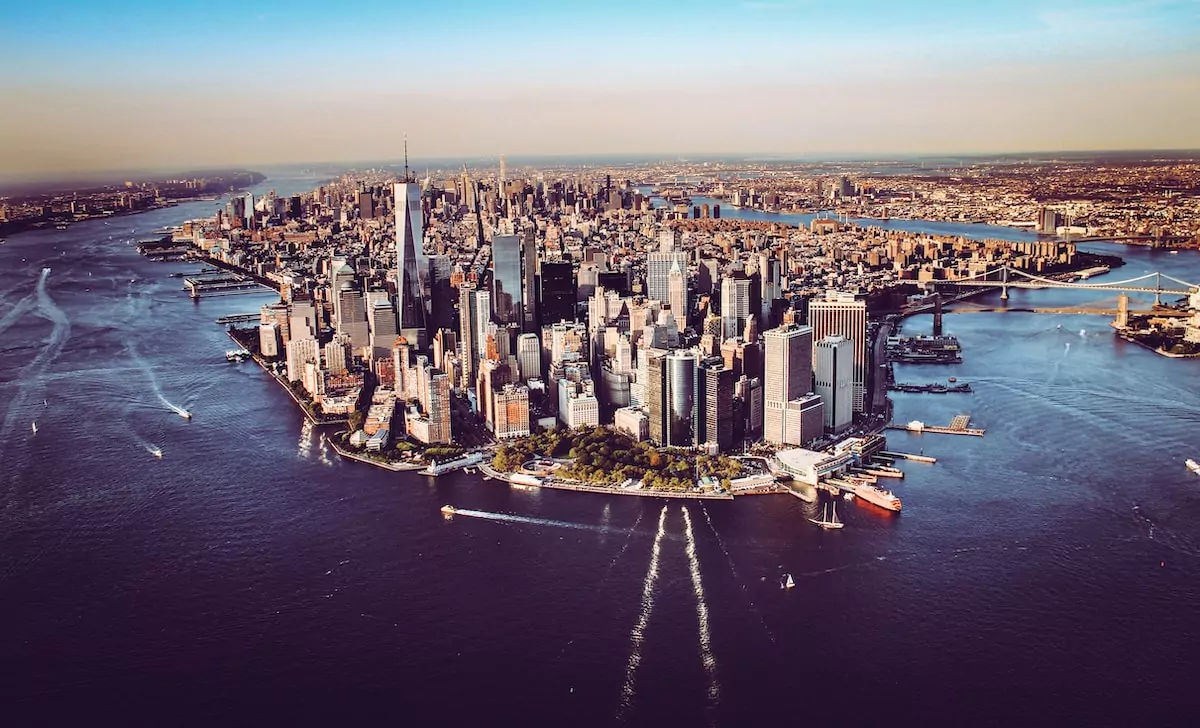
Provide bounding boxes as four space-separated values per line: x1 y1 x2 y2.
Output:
886 414 985 437
880 450 938 464
185 272 271 298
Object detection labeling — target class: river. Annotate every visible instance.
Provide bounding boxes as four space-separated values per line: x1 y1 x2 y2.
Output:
1 172 1198 726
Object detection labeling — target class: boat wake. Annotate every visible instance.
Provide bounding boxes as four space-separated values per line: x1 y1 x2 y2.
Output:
126 339 191 419
617 505 668 721
700 504 776 644
0 268 72 494
444 508 630 536
682 506 720 711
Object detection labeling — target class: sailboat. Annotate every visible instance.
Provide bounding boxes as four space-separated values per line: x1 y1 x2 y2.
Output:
808 501 845 529
31 421 38 434
780 573 796 589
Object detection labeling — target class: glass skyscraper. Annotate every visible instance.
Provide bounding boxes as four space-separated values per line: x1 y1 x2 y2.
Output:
394 181 427 349
491 234 522 325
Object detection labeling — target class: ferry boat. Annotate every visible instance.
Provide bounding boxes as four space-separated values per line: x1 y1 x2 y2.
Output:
854 484 903 512
1186 459 1200 475
440 505 457 516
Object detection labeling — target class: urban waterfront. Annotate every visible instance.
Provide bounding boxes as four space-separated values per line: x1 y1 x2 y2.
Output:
1 175 1199 725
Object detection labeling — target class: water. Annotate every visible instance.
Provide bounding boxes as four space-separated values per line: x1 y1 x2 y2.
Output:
2 180 1200 726
652 193 1041 242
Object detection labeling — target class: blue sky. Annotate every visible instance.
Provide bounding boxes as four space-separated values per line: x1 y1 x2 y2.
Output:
2 1 1198 176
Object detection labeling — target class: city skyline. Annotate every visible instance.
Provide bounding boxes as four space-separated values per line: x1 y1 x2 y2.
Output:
2 0 1199 178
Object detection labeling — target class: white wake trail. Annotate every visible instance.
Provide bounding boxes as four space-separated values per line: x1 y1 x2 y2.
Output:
617 505 668 721
683 506 720 711
447 508 631 537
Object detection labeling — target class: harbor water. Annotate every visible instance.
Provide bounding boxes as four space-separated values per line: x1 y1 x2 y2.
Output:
2 174 1199 726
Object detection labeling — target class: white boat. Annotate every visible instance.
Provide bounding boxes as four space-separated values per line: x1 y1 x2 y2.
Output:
808 502 846 530
1186 459 1200 475
781 573 795 589
179 410 192 420
152 447 163 459
843 492 856 502
31 421 38 434
440 504 457 516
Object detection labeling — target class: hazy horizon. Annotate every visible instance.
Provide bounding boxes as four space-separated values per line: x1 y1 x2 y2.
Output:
3 0 1199 178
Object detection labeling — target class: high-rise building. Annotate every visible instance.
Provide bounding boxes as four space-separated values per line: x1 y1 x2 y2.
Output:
815 335 854 433
368 298 399 362
408 357 452 445
646 349 696 448
458 285 476 388
516 333 541 382
667 258 687 328
324 335 349 375
258 322 280 358
697 357 733 452
427 254 454 333
558 378 600 429
357 190 374 220
522 228 538 332
763 323 815 446
285 336 320 384
646 251 688 306
721 274 753 341
491 234 523 325
807 291 867 412
492 384 530 439
336 283 369 357
540 261 576 325
394 181 428 348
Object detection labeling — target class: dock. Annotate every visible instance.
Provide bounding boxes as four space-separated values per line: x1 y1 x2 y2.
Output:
885 414 985 437
880 450 938 464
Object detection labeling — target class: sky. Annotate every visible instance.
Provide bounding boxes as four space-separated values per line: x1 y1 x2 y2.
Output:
1 0 1199 179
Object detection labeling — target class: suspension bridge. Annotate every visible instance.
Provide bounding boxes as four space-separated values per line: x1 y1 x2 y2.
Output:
935 264 1198 306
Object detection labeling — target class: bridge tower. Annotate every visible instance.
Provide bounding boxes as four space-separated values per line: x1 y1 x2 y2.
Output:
1115 293 1130 330
1000 265 1009 301
1154 272 1162 306
932 292 943 337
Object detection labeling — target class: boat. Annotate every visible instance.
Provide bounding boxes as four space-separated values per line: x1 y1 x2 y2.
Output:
31 421 38 434
440 505 457 516
152 447 163 459
1186 459 1200 475
948 377 957 383
179 410 192 420
843 492 856 502
42 266 51 274
853 484 903 512
780 573 795 589
55 223 69 230
808 502 846 530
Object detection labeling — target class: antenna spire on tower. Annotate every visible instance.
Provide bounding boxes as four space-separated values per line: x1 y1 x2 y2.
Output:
404 134 410 182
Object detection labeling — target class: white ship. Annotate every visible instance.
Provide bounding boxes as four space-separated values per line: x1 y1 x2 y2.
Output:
1186 459 1200 475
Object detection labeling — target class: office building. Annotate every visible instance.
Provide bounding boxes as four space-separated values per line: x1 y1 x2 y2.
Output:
646 349 696 448
516 333 541 382
540 261 576 324
394 181 428 348
721 274 754 341
807 291 867 412
815 335 854 433
763 323 816 446
491 234 523 325
646 251 688 306
492 384 531 439
697 357 734 452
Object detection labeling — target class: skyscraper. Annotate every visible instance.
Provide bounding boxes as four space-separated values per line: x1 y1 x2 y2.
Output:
807 291 867 412
646 349 696 448
697 357 733 452
522 228 538 332
427 254 454 333
763 323 818 446
540 261 576 325
394 181 427 349
667 258 687 328
646 251 688 306
721 274 753 341
491 234 523 325
815 335 854 433
516 332 541 382
367 298 399 362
